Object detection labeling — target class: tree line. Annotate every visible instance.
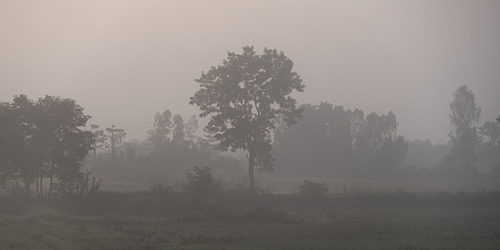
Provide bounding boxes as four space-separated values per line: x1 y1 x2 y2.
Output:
0 95 94 197
271 103 409 178
1 46 499 196
188 47 499 183
86 110 244 186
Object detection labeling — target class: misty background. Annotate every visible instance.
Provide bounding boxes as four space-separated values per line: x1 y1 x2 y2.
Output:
2 1 499 145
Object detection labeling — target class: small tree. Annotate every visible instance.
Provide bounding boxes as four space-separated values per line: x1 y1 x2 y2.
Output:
190 46 305 190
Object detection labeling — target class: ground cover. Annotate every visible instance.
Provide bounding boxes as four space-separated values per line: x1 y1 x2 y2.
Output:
1 207 499 250
1 191 500 249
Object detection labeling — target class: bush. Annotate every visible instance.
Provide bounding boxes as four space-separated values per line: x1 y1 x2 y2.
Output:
298 180 328 197
184 166 221 196
149 184 174 194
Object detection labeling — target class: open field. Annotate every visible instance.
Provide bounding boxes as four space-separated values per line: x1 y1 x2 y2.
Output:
1 206 499 250
1 190 500 250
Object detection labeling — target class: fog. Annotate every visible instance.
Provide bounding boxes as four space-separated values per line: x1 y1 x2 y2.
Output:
1 0 500 144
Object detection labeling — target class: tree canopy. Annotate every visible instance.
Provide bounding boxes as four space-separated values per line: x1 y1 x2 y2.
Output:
273 103 408 178
449 85 481 174
190 46 305 190
0 95 94 197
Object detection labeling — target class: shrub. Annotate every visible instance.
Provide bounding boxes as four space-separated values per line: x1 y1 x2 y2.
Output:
149 184 173 194
298 180 328 197
184 166 220 196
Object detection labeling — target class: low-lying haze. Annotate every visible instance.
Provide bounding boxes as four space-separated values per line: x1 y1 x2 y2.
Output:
2 1 499 144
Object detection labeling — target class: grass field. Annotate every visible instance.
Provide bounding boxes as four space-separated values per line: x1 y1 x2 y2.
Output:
1 189 500 250
1 206 499 250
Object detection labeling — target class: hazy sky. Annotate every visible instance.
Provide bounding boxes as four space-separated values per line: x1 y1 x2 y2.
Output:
1 1 499 144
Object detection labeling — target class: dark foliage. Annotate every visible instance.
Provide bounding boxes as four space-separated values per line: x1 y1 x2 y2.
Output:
184 166 221 196
0 95 94 197
298 180 329 197
190 46 305 190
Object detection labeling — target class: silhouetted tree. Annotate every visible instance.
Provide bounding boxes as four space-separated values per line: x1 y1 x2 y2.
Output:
90 124 106 168
351 110 408 177
405 139 451 170
478 117 500 173
148 110 172 150
105 125 126 169
479 120 500 147
449 85 481 174
141 112 244 179
35 96 94 197
0 96 37 193
172 114 185 144
0 95 94 197
272 103 356 177
184 115 199 146
190 46 305 190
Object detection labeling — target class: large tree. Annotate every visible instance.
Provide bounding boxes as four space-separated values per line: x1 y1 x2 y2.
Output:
0 95 38 192
32 96 94 197
190 46 305 190
0 95 94 197
449 85 481 174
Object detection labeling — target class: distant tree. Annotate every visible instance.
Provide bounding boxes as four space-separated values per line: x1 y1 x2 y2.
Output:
105 125 126 169
124 142 137 168
479 120 500 147
172 114 185 144
141 111 244 179
478 118 500 173
351 110 408 176
376 134 409 173
272 103 356 177
449 85 481 174
148 110 172 150
90 124 107 168
405 139 451 169
184 115 199 146
190 46 305 190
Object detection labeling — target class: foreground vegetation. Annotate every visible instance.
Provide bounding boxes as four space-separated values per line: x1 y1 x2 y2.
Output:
1 189 500 250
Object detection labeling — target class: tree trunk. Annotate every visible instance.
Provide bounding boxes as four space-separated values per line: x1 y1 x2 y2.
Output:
39 176 43 197
93 149 97 168
38 164 43 197
36 175 39 197
48 163 55 198
248 149 255 190
23 177 30 196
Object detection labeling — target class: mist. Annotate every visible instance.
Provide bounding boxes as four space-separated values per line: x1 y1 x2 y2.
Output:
2 1 499 145
2 2 500 246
